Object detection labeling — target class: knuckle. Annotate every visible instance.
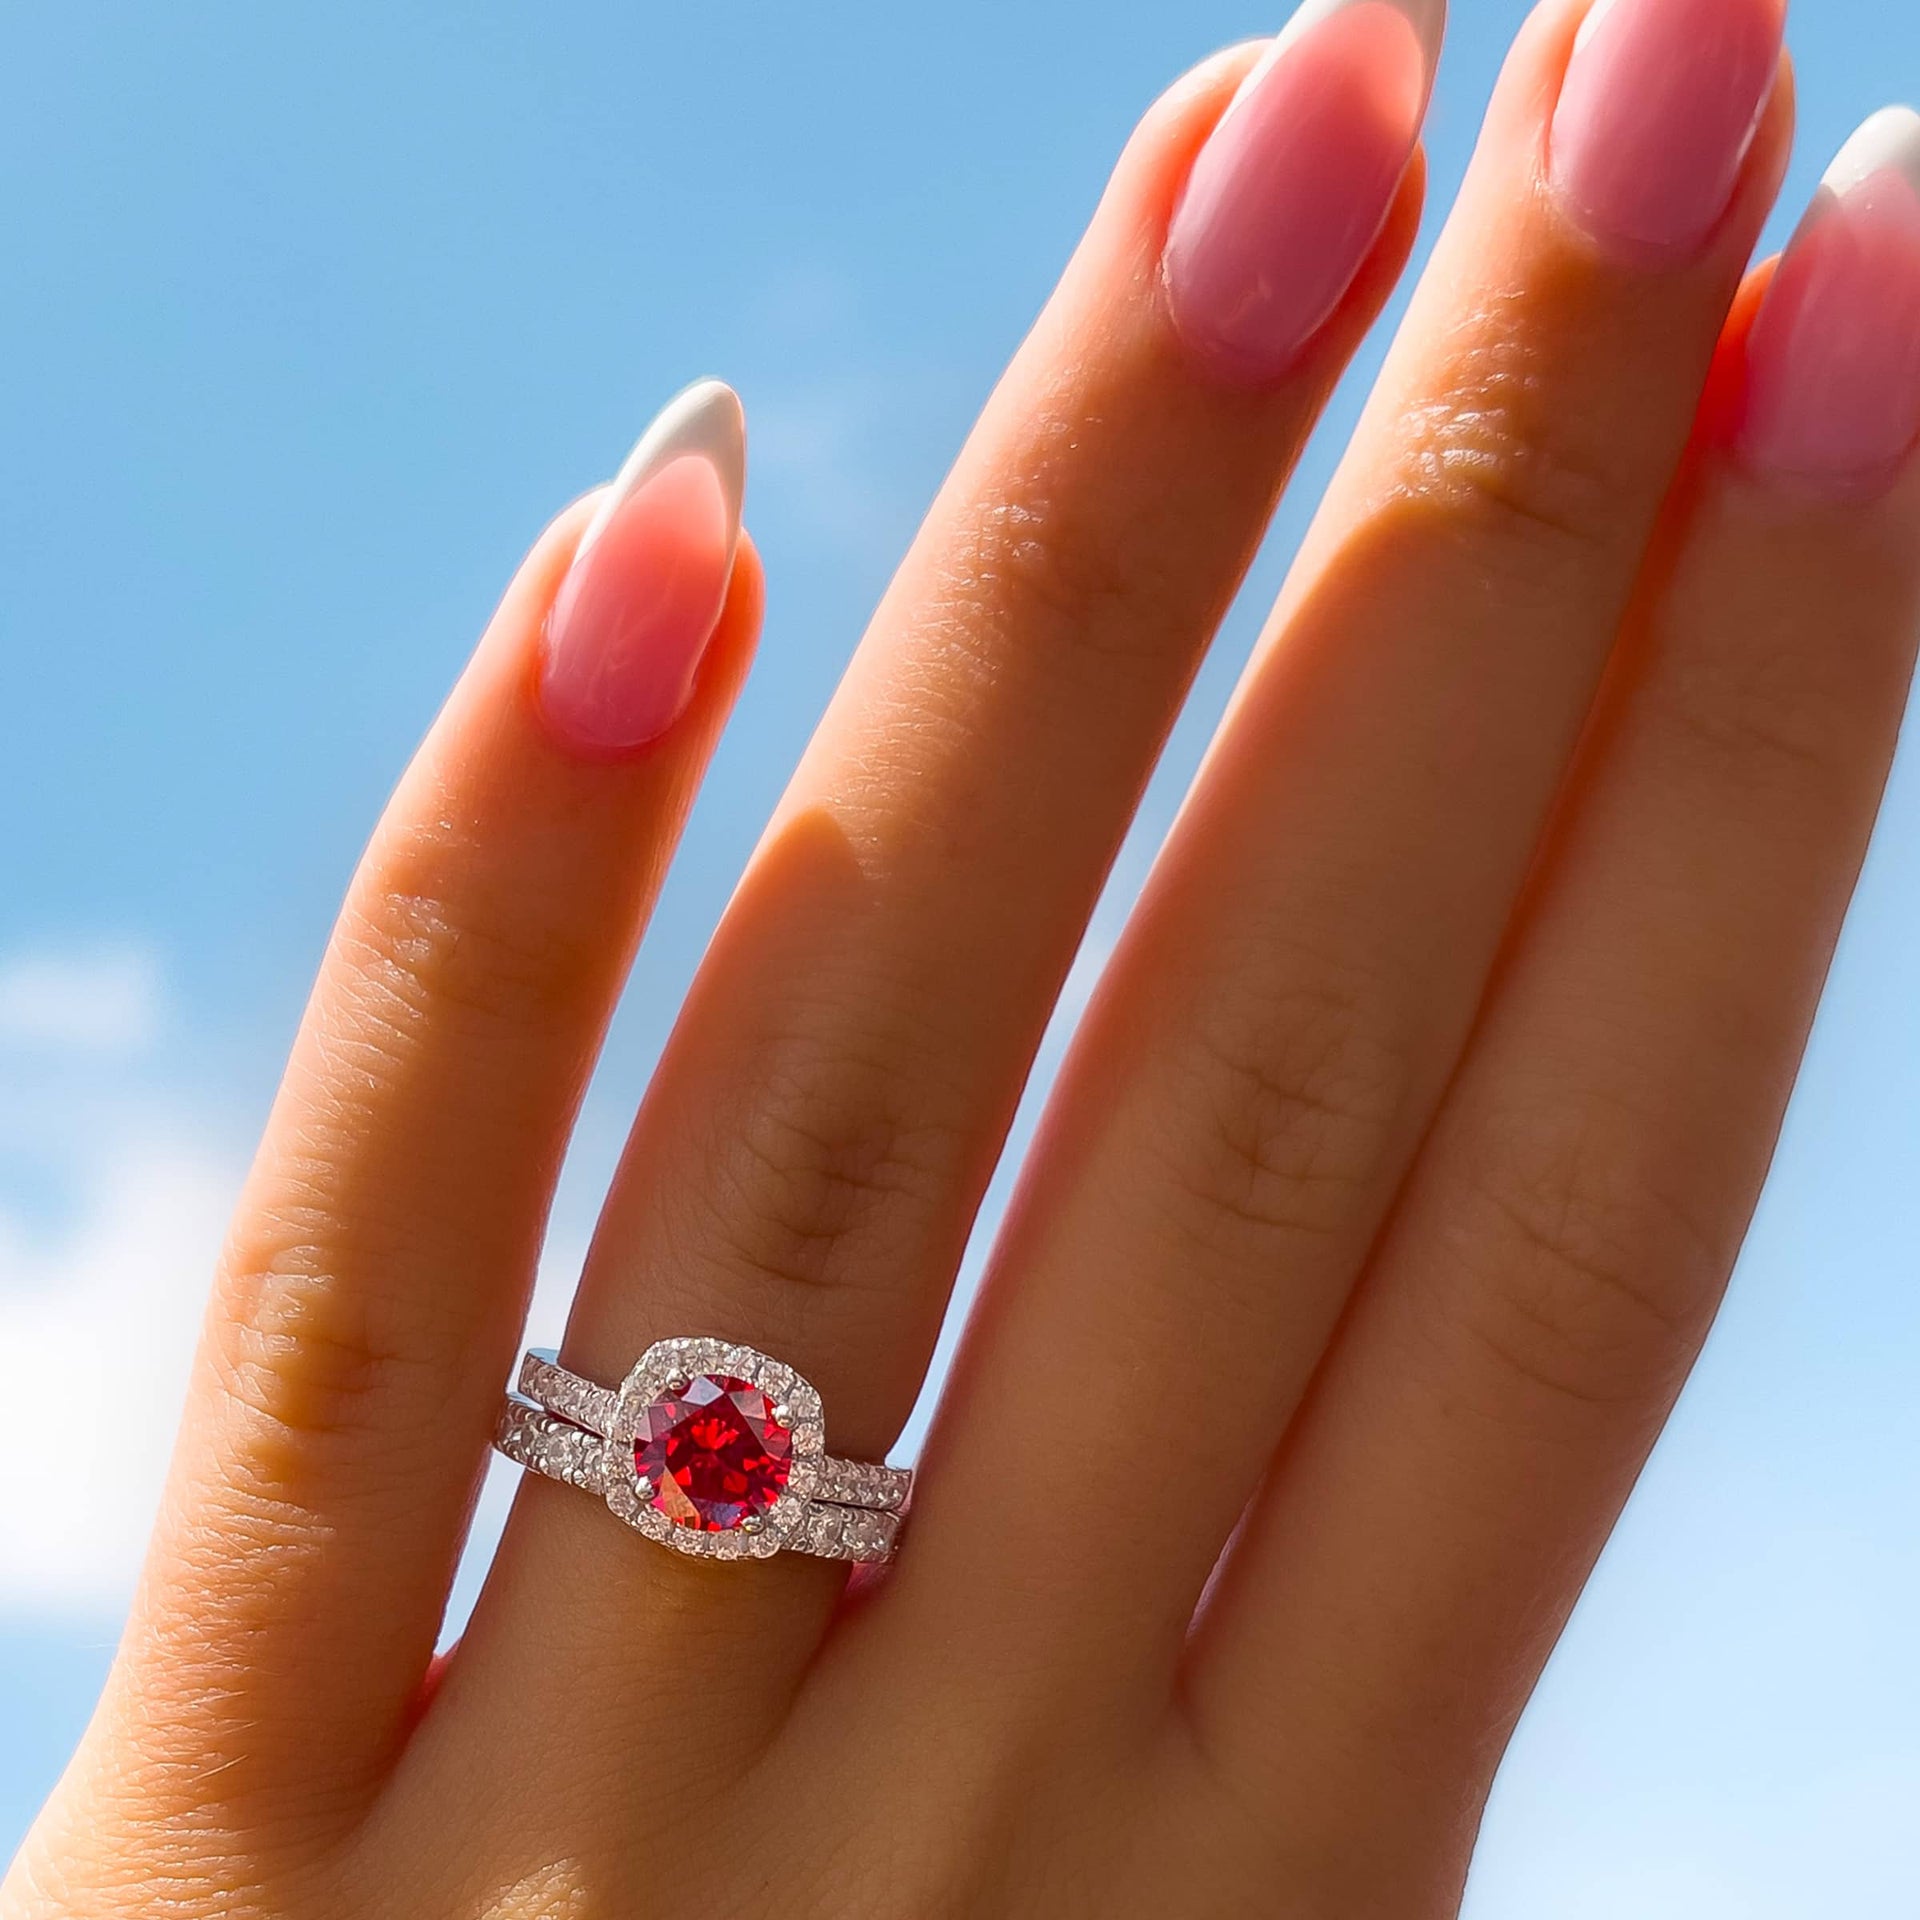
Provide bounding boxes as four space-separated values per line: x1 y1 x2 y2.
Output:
207 1233 447 1461
1149 966 1410 1262
6 1825 298 1920
1388 319 1635 567
1449 1093 1730 1411
1657 643 1864 805
700 1044 971 1303
336 872 593 1047
936 475 1185 668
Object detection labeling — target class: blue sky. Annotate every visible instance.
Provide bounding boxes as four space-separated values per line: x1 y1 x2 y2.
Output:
3 0 1918 1906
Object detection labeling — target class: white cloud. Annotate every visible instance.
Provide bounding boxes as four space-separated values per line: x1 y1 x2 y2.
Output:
0 942 225 1610
752 375 917 556
0 1100 597 1621
0 1129 236 1611
0 947 163 1055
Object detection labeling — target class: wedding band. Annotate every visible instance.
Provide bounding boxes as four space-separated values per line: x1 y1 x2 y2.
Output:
492 1338 910 1565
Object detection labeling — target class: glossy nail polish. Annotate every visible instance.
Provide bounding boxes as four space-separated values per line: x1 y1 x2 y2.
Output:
1162 0 1444 385
1550 0 1783 264
538 380 745 756
1737 108 1920 498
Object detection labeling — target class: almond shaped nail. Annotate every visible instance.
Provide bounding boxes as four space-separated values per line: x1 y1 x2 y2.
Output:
1549 0 1784 265
1163 0 1444 387
538 380 746 757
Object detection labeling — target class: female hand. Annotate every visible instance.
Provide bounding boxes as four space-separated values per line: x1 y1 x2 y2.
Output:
11 0 1920 1913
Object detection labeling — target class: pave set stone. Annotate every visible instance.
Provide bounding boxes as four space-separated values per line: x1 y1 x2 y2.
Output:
495 1402 608 1496
809 1455 912 1511
517 1351 619 1436
799 1502 898 1561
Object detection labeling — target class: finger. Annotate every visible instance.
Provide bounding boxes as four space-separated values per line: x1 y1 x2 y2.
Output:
114 386 763 1814
1186 109 1920 1898
881 0 1789 1720
450 13 1439 1781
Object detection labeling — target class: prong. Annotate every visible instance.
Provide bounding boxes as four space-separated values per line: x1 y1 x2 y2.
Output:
664 1371 691 1395
740 1516 766 1535
770 1402 792 1428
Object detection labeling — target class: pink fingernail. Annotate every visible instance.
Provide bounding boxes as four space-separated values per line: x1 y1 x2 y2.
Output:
1550 0 1783 264
1737 108 1920 498
537 380 745 757
1162 0 1443 386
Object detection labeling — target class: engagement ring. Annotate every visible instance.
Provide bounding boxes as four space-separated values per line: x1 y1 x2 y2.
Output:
493 1338 910 1565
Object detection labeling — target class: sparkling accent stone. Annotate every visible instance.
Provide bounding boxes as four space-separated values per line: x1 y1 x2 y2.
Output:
634 1373 791 1532
493 1401 607 1495
810 1456 912 1510
803 1503 848 1556
519 1350 619 1435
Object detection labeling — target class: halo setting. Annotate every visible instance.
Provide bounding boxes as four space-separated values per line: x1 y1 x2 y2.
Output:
493 1338 909 1565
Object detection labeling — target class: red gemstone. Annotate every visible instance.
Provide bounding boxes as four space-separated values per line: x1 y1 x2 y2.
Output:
634 1373 791 1532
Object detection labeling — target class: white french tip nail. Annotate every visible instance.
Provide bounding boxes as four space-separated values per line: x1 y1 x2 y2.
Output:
1571 0 1624 59
572 377 747 571
1820 104 1920 199
1782 107 1920 252
1227 0 1447 127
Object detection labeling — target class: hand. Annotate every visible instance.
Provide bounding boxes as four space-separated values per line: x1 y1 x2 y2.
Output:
11 0 1920 1913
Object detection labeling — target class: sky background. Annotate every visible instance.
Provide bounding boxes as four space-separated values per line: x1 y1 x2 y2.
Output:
3 0 1919 1907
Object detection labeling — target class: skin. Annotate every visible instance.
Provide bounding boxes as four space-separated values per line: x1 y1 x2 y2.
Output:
8 6 1916 1916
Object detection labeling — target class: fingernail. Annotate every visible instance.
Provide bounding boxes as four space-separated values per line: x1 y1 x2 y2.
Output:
537 379 745 756
1550 0 1783 264
1162 0 1444 385
1736 108 1920 498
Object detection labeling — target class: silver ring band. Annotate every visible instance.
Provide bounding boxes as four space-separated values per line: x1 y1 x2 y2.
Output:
491 1339 910 1566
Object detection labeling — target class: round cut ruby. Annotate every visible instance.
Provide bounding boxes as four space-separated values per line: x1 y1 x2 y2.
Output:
634 1373 791 1532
